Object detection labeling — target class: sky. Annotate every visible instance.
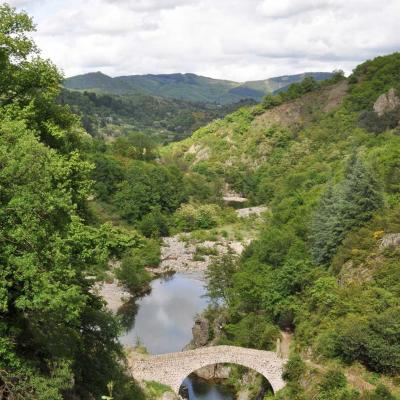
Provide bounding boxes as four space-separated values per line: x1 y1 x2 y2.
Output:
6 0 400 82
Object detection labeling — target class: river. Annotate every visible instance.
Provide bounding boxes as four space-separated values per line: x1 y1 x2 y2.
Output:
119 272 235 400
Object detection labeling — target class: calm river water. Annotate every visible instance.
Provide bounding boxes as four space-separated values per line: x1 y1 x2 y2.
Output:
119 272 235 400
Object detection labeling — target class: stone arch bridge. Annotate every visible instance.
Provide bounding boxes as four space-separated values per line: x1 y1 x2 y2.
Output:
128 345 286 394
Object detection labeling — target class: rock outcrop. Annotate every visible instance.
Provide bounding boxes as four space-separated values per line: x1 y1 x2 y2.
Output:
380 233 400 249
373 88 400 116
191 316 210 347
236 206 268 218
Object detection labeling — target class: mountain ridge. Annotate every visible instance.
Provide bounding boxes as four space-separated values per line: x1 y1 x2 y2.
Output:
64 71 333 104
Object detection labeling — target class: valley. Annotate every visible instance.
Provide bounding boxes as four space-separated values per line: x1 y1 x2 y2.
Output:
1 4 400 400
69 54 400 400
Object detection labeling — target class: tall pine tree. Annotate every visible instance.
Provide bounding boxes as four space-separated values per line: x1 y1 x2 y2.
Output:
310 154 383 265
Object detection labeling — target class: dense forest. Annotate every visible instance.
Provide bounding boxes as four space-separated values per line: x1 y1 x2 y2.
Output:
166 54 400 399
1 3 400 400
57 89 254 142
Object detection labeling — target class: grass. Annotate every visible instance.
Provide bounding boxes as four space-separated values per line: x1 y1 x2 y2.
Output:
195 245 219 256
144 381 173 399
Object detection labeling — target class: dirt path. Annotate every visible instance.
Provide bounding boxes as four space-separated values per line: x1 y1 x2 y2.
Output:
305 360 375 391
280 331 292 359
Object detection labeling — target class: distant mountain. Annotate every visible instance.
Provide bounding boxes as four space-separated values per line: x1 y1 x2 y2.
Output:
64 71 333 104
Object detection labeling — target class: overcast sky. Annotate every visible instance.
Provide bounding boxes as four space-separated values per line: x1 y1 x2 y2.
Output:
6 0 400 81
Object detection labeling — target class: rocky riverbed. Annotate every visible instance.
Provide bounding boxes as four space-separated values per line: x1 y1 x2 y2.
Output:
94 281 131 313
152 234 248 275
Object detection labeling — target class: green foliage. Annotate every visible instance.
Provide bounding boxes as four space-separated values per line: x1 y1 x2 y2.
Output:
112 131 158 160
337 308 400 374
0 5 144 399
282 354 306 382
91 150 125 200
163 51 400 390
205 254 237 303
0 362 73 400
262 73 343 111
310 155 383 265
144 381 173 399
346 53 400 111
223 313 279 350
64 71 332 104
174 203 221 231
113 161 186 224
368 385 397 400
358 108 400 134
58 88 254 141
183 171 223 203
137 208 170 238
115 239 160 293
315 370 360 400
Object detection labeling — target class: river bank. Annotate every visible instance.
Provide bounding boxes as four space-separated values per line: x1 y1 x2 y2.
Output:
96 207 270 399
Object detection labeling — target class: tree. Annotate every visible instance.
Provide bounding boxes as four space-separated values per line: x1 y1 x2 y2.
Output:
113 162 186 223
310 155 383 265
341 154 384 228
91 152 125 200
205 254 237 304
0 5 144 399
112 131 158 161
310 185 343 264
224 313 279 350
138 208 170 238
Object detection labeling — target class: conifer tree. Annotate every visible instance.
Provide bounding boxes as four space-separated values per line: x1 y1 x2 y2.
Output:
311 154 383 265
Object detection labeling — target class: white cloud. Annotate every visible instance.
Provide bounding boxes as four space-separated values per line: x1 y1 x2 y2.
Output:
6 0 400 81
7 0 31 5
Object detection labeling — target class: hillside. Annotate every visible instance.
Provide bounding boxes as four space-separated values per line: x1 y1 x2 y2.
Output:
58 89 254 142
163 54 400 398
163 75 349 185
64 71 333 104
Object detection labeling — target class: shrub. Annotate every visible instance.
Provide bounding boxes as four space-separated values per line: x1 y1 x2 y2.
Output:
138 209 169 238
174 203 221 231
358 108 400 134
115 239 160 293
319 370 347 392
368 385 396 400
337 309 400 374
282 354 306 383
115 254 151 294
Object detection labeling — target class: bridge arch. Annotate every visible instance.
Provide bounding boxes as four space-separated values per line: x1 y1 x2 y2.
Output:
128 345 286 394
179 361 276 396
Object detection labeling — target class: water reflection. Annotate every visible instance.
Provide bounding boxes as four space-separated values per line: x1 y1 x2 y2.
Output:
181 374 234 400
119 273 208 354
117 298 139 331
